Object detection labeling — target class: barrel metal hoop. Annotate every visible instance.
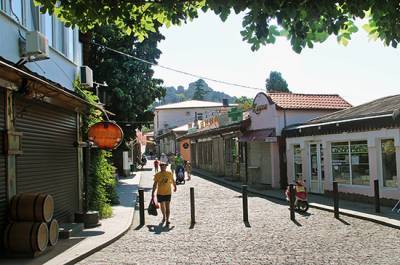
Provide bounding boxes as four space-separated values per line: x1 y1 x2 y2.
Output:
41 196 46 222
29 223 37 252
5 224 11 249
33 194 40 221
15 195 21 220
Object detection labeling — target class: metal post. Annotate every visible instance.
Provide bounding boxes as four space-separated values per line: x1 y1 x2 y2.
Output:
289 184 295 221
242 185 248 222
333 181 339 219
190 187 195 224
374 179 380 213
139 189 145 225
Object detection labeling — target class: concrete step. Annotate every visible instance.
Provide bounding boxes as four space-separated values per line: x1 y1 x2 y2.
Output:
59 223 84 239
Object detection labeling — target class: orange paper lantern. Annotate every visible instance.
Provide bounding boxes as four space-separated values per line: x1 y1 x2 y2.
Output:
88 121 123 150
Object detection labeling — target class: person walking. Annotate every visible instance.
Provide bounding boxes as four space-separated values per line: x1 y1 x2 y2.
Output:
169 154 176 175
152 162 177 226
185 161 192 181
160 153 169 165
153 159 159 173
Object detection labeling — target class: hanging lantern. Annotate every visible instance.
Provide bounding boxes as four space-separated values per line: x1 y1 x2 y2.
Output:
88 121 124 150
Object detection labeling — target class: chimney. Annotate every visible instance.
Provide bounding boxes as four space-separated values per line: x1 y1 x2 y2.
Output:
222 98 229 107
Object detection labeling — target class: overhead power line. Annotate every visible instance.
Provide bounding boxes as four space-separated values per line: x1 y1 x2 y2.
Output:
90 42 264 91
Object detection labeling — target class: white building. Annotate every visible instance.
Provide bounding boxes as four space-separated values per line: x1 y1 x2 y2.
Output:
0 1 83 90
154 100 236 135
154 99 236 154
285 94 400 201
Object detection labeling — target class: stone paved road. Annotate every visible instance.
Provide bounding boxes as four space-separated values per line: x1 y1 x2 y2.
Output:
79 165 400 265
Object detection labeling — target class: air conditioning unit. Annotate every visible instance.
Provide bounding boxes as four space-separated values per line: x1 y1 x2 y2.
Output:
26 31 49 61
80 66 93 88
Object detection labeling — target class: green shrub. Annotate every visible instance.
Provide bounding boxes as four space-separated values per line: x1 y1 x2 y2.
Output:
74 80 119 219
89 150 117 218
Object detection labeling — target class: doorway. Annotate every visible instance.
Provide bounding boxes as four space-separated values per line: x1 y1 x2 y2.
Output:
308 143 324 194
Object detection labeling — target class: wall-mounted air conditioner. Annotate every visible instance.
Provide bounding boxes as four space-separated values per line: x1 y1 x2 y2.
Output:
26 31 49 61
80 66 93 88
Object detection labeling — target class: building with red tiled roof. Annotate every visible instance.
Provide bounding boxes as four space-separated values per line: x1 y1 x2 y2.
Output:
179 91 352 191
267 92 352 110
284 94 400 201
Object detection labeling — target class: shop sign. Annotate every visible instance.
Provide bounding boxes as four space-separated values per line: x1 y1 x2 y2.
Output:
198 116 220 131
88 121 124 150
252 92 269 114
253 103 268 114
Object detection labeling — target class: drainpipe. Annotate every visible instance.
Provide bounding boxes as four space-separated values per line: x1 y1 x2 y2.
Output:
283 109 287 127
245 142 248 184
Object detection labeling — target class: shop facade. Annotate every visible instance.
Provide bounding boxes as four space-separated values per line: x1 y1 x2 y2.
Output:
285 94 400 201
240 92 352 189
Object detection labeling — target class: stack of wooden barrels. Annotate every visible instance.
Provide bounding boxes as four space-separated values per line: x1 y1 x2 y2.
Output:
3 193 59 256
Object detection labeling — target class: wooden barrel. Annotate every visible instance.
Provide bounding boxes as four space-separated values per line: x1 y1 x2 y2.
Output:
10 193 54 222
3 222 48 253
48 219 59 246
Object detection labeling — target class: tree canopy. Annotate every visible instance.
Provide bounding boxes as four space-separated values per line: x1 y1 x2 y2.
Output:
192 79 208 100
87 24 165 137
35 1 400 53
235 96 253 111
265 71 290 93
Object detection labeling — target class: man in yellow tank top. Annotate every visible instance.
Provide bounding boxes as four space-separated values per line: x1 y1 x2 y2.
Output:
152 162 177 225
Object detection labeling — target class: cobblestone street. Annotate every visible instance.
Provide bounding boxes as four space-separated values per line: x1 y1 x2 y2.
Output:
79 166 400 265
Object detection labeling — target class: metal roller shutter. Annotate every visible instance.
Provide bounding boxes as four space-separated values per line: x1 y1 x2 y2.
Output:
0 90 6 232
15 97 78 223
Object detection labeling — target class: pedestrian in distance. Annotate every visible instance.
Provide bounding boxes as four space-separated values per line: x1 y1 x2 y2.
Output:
154 159 159 173
152 162 177 226
160 153 169 165
185 161 192 181
169 154 176 176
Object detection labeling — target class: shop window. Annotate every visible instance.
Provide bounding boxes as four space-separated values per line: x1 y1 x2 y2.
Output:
209 142 213 163
197 113 203 120
381 139 397 188
293 144 302 180
239 142 246 163
331 141 369 185
225 138 233 162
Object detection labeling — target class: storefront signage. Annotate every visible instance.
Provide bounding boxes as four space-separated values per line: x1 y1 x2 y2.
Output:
253 103 268 114
252 92 269 115
88 121 123 150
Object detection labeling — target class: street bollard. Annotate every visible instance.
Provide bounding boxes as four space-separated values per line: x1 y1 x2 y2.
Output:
374 179 380 213
333 181 339 219
289 184 295 221
139 189 145 225
242 185 248 223
190 187 195 225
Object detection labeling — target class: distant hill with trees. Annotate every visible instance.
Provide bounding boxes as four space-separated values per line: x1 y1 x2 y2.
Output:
157 79 237 105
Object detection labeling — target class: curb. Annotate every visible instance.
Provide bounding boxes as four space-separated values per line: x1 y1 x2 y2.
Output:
63 172 142 265
193 169 400 230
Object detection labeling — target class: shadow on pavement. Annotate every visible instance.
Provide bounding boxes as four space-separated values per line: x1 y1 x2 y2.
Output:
335 217 351 225
0 237 85 265
292 219 302 226
147 224 175 234
244 221 251 228
79 230 106 237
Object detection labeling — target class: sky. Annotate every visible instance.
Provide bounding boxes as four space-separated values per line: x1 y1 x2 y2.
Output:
152 11 400 107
